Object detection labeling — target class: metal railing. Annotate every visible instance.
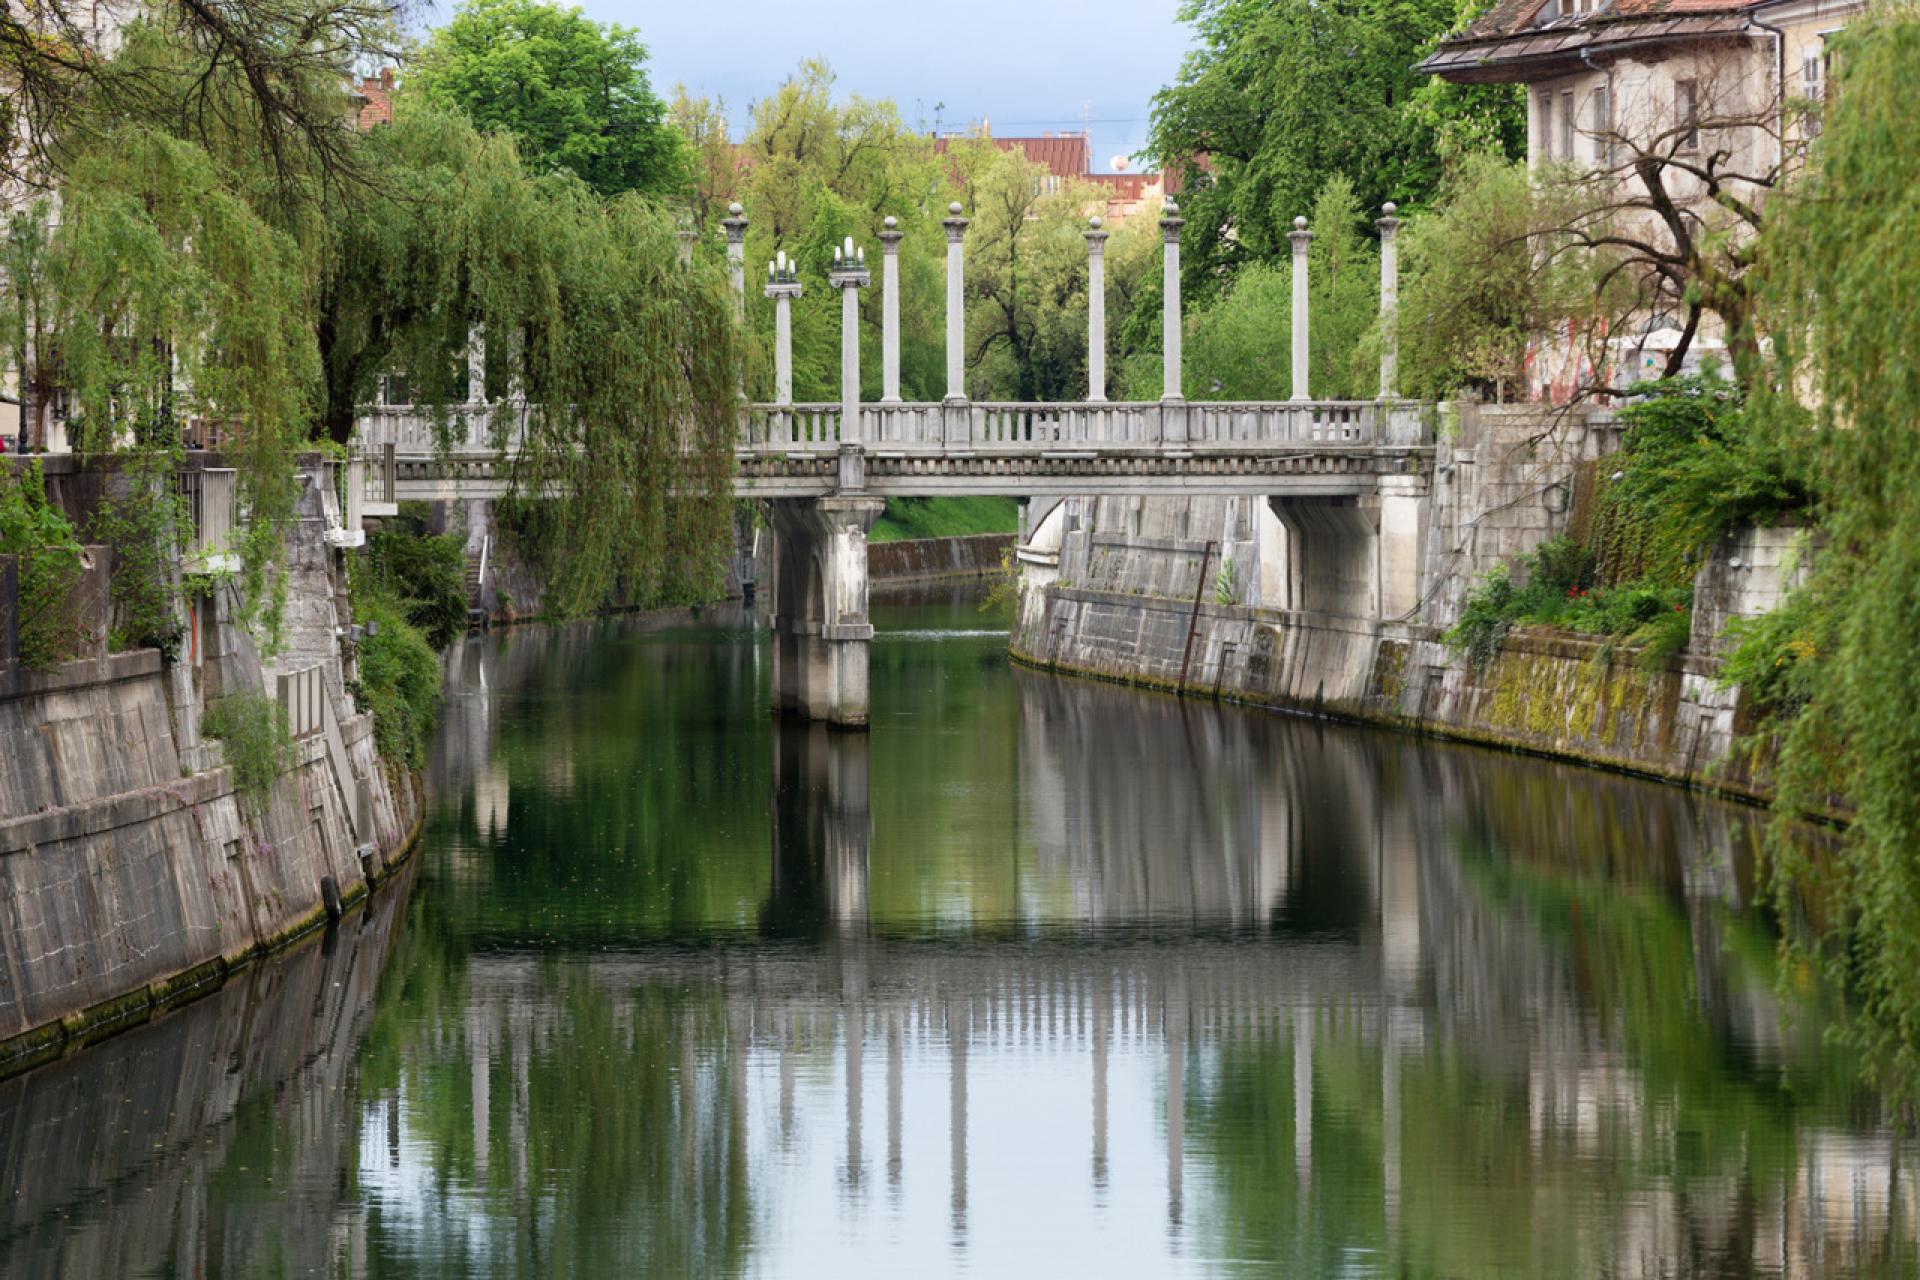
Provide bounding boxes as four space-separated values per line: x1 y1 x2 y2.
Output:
178 467 239 566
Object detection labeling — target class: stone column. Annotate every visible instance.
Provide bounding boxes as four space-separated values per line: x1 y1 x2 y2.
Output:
879 216 903 403
1377 203 1401 400
768 496 885 727
677 225 696 269
1377 474 1429 622
1086 216 1109 402
764 254 802 406
722 202 749 322
1289 215 1312 402
466 327 485 404
1160 199 1185 402
829 240 871 444
943 202 969 403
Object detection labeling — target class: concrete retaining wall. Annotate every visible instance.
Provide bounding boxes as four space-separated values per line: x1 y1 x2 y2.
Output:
868 533 1013 583
0 466 422 1072
1012 402 1794 801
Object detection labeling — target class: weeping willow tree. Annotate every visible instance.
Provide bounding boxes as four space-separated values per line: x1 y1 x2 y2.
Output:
316 104 742 615
0 23 320 636
1739 3 1920 1114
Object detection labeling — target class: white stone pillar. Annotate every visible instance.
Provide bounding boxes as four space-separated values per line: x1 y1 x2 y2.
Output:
879 216 903 403
1377 202 1401 400
1160 199 1185 402
764 254 802 406
676 225 696 269
1289 215 1312 402
943 202 969 403
465 326 485 404
722 202 749 322
829 239 870 443
1086 216 1109 402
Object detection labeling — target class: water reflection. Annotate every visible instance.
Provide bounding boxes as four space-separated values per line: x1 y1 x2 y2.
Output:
2 597 1914 1278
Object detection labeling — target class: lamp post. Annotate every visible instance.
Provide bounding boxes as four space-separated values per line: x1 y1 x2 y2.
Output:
764 251 803 406
829 237 871 444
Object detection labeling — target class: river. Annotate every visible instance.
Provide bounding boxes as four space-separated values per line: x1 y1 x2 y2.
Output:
0 586 1913 1277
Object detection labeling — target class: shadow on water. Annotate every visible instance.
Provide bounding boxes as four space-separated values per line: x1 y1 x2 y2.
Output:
2 593 1914 1278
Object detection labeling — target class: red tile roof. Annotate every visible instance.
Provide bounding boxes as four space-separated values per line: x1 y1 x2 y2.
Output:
1425 0 1765 81
933 133 1092 180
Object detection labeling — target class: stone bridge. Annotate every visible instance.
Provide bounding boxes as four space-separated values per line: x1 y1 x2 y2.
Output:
358 201 1433 725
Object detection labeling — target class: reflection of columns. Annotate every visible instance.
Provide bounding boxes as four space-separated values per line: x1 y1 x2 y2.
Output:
767 719 873 932
1160 200 1185 402
722 202 749 322
1289 216 1312 402
887 1012 904 1191
948 997 969 1242
846 1008 864 1188
780 1013 797 1142
943 203 969 403
1376 203 1401 400
1166 981 1185 1230
767 498 885 727
1383 1021 1401 1237
1092 974 1110 1189
1294 1012 1314 1200
1086 217 1109 402
879 217 903 403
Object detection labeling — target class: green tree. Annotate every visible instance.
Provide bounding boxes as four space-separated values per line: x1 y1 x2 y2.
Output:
411 0 687 199
1147 0 1523 299
1739 4 1920 1113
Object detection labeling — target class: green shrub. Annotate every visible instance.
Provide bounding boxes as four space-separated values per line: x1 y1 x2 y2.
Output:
365 530 468 649
90 445 187 657
1446 535 1691 672
0 460 87 668
202 691 296 817
1447 563 1520 673
351 591 443 769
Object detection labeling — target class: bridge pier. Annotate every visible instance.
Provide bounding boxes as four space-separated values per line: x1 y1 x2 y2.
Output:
768 496 885 727
1266 475 1428 622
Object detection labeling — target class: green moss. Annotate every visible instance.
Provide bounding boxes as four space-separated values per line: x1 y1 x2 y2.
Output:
870 497 1019 543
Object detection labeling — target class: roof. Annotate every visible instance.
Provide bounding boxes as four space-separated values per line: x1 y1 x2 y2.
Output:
933 133 1092 180
354 69 394 131
1423 0 1765 82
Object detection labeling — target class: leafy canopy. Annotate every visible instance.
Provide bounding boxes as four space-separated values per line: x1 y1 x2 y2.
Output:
411 0 687 198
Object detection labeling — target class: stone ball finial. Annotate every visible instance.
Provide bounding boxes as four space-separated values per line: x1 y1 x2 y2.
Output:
1164 197 1179 216
728 201 744 217
1294 215 1308 230
1089 215 1103 229
1382 201 1397 216
883 214 897 229
948 201 964 216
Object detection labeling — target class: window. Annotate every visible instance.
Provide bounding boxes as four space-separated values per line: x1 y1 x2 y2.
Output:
1593 83 1613 166
1675 79 1699 150
1803 48 1826 136
1561 91 1576 159
1539 90 1555 159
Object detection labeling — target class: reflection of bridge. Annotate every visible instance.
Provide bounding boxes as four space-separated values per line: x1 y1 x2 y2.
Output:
360 201 1438 726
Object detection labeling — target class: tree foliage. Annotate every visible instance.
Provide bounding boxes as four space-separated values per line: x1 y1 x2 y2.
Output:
1147 0 1523 300
1737 4 1920 1112
410 0 686 198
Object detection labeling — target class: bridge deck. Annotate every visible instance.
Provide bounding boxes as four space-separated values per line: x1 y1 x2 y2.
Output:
357 398 1438 501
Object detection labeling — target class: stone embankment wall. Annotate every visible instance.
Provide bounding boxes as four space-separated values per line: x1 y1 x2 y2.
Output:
868 533 1013 584
1012 403 1806 799
0 461 422 1072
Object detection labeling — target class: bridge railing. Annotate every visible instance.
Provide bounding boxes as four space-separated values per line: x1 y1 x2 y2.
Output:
357 402 529 455
742 400 1432 452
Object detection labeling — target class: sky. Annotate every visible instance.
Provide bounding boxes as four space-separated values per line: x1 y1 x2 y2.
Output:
582 0 1196 173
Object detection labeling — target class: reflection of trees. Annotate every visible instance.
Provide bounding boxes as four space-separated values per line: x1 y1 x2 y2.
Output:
354 960 755 1278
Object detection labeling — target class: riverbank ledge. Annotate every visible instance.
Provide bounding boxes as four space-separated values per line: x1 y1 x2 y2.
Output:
1011 403 1803 801
0 459 422 1075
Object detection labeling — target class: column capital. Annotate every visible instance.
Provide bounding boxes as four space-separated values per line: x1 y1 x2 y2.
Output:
1375 201 1401 238
828 268 871 291
721 201 749 246
943 201 970 243
1159 197 1184 245
1288 214 1313 254
1085 214 1109 254
764 281 804 301
878 215 904 252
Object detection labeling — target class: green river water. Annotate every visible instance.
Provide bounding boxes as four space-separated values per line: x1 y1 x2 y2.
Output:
0 586 1913 1277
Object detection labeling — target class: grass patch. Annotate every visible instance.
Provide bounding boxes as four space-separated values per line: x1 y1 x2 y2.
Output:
870 497 1018 543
